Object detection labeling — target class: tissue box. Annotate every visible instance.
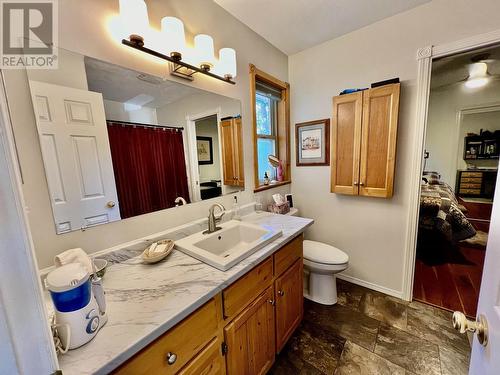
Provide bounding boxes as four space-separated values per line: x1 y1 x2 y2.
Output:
268 201 290 215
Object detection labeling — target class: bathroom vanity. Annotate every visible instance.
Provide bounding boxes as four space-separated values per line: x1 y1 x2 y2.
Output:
115 234 303 375
51 211 313 374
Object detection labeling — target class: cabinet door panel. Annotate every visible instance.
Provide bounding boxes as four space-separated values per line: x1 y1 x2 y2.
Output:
275 259 303 352
233 118 245 187
224 286 275 375
359 84 400 198
178 337 225 375
331 92 363 195
220 119 236 186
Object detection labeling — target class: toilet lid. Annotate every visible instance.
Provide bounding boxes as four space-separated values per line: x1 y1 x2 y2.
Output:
303 240 349 265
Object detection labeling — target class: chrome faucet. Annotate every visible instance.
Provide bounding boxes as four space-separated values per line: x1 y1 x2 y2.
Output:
204 203 225 234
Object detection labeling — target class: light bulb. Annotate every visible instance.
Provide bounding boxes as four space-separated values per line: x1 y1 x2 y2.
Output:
119 0 149 46
218 48 237 79
161 17 186 60
465 78 489 89
194 34 215 70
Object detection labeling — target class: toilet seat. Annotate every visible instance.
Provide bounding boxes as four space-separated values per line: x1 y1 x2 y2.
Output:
303 240 349 265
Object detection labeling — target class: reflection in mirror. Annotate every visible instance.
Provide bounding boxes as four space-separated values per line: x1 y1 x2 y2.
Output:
19 48 243 234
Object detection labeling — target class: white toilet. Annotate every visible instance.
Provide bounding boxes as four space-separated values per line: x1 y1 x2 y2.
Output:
286 208 349 305
302 240 349 305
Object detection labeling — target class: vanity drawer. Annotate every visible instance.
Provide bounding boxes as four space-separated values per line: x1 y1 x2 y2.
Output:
222 257 273 319
462 172 483 178
274 235 303 276
114 297 221 375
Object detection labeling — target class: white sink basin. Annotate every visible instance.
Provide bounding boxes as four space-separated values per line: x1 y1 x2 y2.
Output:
175 220 282 271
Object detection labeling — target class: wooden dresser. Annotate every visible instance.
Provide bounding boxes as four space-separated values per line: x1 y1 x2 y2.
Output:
456 170 497 199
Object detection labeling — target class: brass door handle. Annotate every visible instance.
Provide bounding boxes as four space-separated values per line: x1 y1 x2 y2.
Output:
106 201 116 208
452 311 488 346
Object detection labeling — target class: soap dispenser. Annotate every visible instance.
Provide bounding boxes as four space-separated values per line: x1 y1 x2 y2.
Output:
232 195 241 221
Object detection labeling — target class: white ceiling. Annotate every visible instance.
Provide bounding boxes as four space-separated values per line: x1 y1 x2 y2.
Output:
214 0 431 55
85 57 204 109
431 44 500 89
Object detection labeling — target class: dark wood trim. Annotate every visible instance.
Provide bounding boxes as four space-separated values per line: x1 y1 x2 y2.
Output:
295 119 330 167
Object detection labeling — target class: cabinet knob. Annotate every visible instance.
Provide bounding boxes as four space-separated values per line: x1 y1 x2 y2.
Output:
166 352 177 365
353 181 359 186
268 299 275 306
278 290 285 296
359 182 365 186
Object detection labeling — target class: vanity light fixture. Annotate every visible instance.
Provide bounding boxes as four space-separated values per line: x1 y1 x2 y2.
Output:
118 1 236 84
465 62 489 89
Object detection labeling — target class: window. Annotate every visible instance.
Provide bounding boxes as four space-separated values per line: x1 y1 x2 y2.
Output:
256 92 278 180
250 64 291 190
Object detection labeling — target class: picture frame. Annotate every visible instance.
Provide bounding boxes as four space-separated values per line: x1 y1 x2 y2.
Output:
295 119 330 166
196 136 213 165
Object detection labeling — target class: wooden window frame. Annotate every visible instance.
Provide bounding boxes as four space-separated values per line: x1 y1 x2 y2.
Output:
249 64 291 191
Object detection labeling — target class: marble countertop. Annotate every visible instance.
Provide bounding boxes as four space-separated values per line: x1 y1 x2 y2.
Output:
54 211 313 375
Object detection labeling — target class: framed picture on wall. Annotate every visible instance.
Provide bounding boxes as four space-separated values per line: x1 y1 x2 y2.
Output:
197 136 213 165
295 119 330 166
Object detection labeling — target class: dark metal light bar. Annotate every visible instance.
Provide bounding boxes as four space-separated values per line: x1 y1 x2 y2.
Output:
122 39 236 85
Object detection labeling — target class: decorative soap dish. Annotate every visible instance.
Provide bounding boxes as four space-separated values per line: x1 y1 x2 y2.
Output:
142 239 174 264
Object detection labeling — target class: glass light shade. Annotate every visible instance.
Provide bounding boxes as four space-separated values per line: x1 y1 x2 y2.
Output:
465 62 489 89
194 34 215 68
119 0 149 39
161 17 186 56
218 48 237 78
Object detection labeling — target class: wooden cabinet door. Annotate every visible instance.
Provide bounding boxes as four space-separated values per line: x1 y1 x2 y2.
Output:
331 91 363 195
178 337 226 375
224 286 275 375
275 259 303 352
233 118 245 187
220 119 236 186
359 83 400 198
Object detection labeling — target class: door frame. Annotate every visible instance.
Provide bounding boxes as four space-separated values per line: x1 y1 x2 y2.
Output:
185 107 222 202
402 28 500 301
0 73 59 372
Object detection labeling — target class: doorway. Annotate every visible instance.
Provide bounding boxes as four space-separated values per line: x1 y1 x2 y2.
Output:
412 44 500 317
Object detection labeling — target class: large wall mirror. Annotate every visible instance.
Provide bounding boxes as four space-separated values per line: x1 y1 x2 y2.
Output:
9 48 244 234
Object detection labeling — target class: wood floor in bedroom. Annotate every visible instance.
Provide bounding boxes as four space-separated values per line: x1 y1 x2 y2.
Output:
412 244 485 317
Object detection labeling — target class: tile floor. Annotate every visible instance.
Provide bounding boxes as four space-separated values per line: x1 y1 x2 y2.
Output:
269 279 471 375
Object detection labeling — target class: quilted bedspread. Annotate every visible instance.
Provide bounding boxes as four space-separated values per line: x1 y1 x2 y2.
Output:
419 173 476 242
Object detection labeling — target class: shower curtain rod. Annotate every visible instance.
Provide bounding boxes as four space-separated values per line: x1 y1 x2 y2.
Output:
107 119 183 131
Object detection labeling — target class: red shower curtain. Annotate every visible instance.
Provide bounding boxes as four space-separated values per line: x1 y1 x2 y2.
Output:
107 122 190 219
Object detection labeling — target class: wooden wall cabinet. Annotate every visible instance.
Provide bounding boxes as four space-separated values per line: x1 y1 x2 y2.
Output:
331 83 400 198
220 117 244 187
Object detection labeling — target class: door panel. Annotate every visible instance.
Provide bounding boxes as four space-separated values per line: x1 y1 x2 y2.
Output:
359 84 400 198
29 80 120 233
233 118 244 187
220 119 236 186
469 170 500 374
331 92 362 195
224 286 275 375
275 259 303 352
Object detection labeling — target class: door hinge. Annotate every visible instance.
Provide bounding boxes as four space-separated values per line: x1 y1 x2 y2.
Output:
221 341 228 355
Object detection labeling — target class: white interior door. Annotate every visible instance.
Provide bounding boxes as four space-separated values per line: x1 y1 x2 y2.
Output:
468 170 500 374
29 80 120 233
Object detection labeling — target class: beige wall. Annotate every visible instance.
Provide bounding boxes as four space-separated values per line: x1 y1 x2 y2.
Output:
425 80 500 186
289 0 500 296
4 0 289 268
